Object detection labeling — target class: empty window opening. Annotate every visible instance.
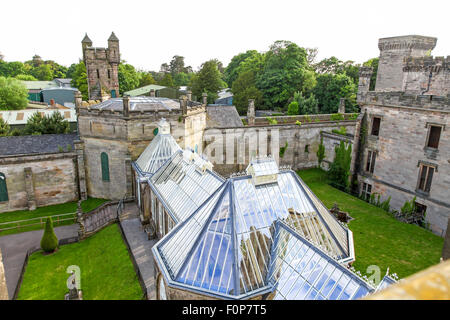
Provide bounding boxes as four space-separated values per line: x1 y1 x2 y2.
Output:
371 117 381 136
427 126 442 149
417 164 434 193
366 150 376 174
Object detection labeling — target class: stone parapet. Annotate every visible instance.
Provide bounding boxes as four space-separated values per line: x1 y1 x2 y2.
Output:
403 56 450 73
378 35 437 52
358 91 450 110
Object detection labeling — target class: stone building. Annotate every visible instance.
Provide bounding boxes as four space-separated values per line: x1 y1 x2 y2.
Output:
0 133 83 212
76 94 207 200
356 35 449 236
82 32 120 100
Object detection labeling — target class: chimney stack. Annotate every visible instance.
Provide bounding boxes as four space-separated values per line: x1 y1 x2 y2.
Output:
123 95 130 117
247 99 255 125
187 90 192 101
202 92 208 105
149 89 155 97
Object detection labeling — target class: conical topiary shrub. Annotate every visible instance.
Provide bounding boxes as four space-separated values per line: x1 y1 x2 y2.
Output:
40 217 58 253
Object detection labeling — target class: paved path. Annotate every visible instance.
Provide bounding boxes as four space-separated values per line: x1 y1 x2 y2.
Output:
120 204 157 300
0 224 79 299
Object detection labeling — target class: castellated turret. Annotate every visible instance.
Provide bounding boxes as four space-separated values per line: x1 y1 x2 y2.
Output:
375 35 437 92
81 32 120 101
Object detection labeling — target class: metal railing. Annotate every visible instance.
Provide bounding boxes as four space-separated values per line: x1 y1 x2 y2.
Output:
0 212 77 233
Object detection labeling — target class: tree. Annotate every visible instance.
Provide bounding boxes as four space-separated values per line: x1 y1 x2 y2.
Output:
293 91 318 115
66 63 78 79
316 136 325 167
224 50 259 87
138 71 156 87
0 61 27 78
328 140 352 191
287 101 299 115
30 64 53 80
169 55 186 75
15 74 37 81
231 70 263 115
189 60 226 103
23 111 70 135
313 73 357 114
256 41 308 110
118 62 139 94
173 72 192 87
0 118 10 136
40 217 58 253
158 73 175 87
363 58 379 91
70 61 88 100
0 76 28 110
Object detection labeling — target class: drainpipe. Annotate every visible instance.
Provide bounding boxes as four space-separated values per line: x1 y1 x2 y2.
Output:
421 71 433 95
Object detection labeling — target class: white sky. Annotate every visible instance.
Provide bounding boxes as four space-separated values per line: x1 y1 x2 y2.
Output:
1 0 449 71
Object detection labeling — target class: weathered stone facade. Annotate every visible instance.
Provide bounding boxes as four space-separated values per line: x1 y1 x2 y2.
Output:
82 32 120 101
0 153 79 213
77 96 207 200
357 35 450 236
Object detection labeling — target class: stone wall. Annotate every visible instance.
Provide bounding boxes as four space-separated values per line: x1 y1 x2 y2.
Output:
402 56 450 96
0 153 79 213
320 131 355 171
78 104 208 200
357 103 449 236
204 119 357 177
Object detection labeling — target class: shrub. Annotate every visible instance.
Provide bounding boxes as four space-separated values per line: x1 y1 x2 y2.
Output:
241 118 247 126
287 101 299 115
330 113 345 121
401 196 417 216
328 140 352 191
266 117 278 125
279 141 288 158
304 115 312 123
0 118 10 136
316 136 325 167
348 113 359 120
40 217 58 253
295 120 302 126
332 126 347 135
380 196 391 212
66 144 72 152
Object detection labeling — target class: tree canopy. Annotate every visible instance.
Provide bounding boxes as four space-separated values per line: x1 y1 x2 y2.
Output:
189 60 226 103
0 76 28 110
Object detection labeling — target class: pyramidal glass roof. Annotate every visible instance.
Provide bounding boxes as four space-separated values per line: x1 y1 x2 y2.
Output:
153 159 357 299
267 221 374 300
149 149 225 223
135 119 181 175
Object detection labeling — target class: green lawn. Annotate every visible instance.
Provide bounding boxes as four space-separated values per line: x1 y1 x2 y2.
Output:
297 168 444 279
17 224 143 300
0 198 109 236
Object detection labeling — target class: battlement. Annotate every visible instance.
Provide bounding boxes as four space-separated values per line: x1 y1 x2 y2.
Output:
403 56 450 72
359 91 450 111
359 66 373 78
378 35 437 52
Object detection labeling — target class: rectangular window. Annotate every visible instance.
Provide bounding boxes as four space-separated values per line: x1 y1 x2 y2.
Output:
361 183 372 201
371 117 381 136
96 69 100 78
414 202 427 217
366 150 376 174
427 126 442 149
417 165 434 193
108 69 111 79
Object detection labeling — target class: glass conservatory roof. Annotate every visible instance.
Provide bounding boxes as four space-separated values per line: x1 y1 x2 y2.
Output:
267 222 374 300
135 124 181 175
153 159 356 299
149 149 224 223
376 275 397 292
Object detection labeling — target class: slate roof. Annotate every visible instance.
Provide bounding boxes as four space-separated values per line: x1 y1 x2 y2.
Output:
0 133 79 157
124 84 167 97
206 105 243 128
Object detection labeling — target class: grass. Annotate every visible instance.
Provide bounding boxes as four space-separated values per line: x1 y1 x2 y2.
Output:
297 168 444 279
0 198 109 236
17 224 143 300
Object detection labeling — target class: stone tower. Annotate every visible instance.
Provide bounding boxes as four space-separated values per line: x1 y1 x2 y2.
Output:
375 35 437 91
82 32 120 101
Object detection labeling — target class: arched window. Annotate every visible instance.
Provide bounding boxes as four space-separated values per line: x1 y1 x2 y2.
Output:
101 152 110 181
0 173 8 202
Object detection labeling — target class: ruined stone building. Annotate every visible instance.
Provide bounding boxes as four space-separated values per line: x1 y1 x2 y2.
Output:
356 35 449 236
82 32 120 101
